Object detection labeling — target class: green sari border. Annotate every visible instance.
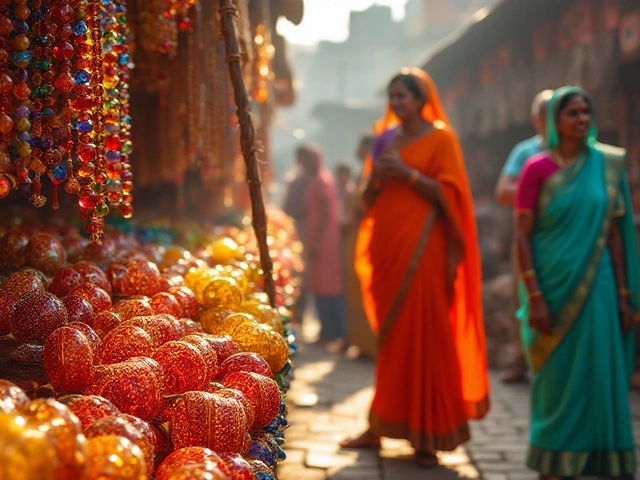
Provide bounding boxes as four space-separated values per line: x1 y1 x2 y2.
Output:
528 146 626 373
527 446 636 476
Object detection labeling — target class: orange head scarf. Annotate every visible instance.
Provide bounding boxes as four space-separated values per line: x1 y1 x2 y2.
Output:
375 68 450 135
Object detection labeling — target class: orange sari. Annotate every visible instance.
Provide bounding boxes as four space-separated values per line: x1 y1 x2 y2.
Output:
355 69 489 452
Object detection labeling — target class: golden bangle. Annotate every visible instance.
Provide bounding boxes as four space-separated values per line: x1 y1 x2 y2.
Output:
408 169 419 186
529 291 543 300
521 269 536 280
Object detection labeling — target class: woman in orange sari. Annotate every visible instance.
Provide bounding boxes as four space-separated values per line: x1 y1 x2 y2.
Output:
340 69 490 467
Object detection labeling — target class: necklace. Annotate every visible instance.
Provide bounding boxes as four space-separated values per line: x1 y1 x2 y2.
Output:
551 148 583 168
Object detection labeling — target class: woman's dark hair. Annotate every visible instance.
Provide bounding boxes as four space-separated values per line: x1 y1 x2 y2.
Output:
388 74 426 105
555 91 592 119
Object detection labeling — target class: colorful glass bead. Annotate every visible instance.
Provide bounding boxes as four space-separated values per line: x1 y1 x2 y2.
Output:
62 295 95 326
10 290 69 343
208 237 240 264
0 269 45 296
0 289 16 336
155 447 227 480
49 267 82 297
95 324 154 364
203 277 244 310
151 292 182 317
24 399 88 479
85 435 147 480
222 372 281 429
246 433 278 468
86 360 164 420
247 460 275 480
0 411 57 480
65 395 120 431
44 326 94 393
121 260 162 297
152 340 206 394
92 310 122 339
220 353 273 379
85 416 154 474
113 298 154 321
220 453 256 480
0 230 31 269
0 380 29 413
23 233 66 275
181 334 219 382
68 283 112 312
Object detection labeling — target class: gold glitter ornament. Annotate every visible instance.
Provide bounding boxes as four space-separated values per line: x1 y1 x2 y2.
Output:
214 312 257 337
0 411 57 480
167 463 230 480
230 322 273 360
221 372 282 429
85 435 147 480
0 380 29 414
263 329 289 373
199 308 236 334
155 447 227 480
202 277 243 310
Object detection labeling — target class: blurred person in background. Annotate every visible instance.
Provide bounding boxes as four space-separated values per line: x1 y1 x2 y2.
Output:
334 162 355 235
515 86 640 479
340 69 489 467
299 143 348 352
495 89 553 384
343 134 377 359
283 146 313 325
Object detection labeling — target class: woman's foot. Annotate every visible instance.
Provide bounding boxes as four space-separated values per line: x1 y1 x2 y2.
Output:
415 451 439 468
339 429 381 450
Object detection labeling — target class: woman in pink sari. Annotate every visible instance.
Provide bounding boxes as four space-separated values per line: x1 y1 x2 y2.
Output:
300 144 348 347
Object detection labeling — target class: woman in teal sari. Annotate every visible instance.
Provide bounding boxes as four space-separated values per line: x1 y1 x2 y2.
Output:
515 86 640 479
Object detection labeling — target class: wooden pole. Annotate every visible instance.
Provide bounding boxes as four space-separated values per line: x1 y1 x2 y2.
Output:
218 0 276 308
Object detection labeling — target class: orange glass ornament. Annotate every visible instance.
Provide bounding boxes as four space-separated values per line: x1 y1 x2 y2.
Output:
202 277 243 310
95 324 154 365
44 326 94 393
152 340 207 394
65 395 120 431
155 447 228 480
0 380 29 413
24 233 66 275
85 435 147 480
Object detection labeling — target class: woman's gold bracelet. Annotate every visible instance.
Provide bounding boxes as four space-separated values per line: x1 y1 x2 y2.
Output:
521 269 536 281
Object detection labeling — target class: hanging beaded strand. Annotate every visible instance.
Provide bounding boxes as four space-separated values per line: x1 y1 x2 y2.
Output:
0 2 16 197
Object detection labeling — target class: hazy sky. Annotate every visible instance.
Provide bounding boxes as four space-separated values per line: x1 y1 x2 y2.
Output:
277 0 410 46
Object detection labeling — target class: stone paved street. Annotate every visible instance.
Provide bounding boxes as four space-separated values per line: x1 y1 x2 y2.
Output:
280 334 640 480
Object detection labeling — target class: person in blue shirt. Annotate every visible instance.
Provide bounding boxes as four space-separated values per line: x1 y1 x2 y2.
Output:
495 90 553 384
495 90 553 205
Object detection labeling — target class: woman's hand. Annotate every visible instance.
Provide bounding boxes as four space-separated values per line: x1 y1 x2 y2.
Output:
619 296 634 335
529 297 553 335
373 150 411 182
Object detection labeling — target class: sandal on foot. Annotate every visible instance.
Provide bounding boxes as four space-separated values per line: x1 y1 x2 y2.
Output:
339 431 381 450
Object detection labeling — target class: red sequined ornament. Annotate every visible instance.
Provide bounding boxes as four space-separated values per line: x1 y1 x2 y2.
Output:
68 282 112 312
152 340 206 394
84 415 154 474
0 380 29 413
66 395 120 431
123 315 178 347
44 326 94 393
211 388 255 434
151 292 182 317
155 447 228 480
198 335 240 364
168 286 199 318
220 453 257 480
167 464 230 480
95 324 154 364
179 318 202 335
92 310 122 339
0 289 16 336
49 267 82 297
24 233 66 275
68 322 101 352
115 413 160 455
73 260 112 295
85 359 164 420
121 260 162 296
0 270 45 296
24 399 88 479
113 297 153 321
85 435 148 480
62 295 95 326
219 353 273 379
171 391 248 454
222 372 281 429
181 334 219 382
0 230 29 270
10 290 69 343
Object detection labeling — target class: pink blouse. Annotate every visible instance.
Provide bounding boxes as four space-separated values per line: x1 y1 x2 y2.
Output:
515 153 560 212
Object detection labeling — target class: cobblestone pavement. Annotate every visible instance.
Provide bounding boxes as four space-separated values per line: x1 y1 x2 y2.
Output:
280 339 640 480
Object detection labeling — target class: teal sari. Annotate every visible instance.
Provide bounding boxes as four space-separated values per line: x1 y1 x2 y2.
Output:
516 87 640 477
